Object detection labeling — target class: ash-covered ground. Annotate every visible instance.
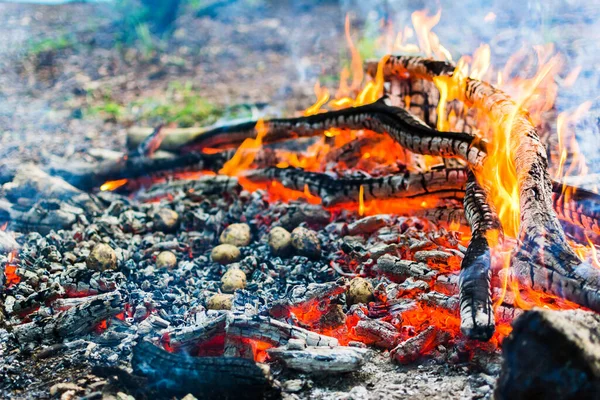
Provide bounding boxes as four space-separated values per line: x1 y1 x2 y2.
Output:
0 1 599 399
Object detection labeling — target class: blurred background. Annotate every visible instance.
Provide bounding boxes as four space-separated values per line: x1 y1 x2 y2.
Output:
0 0 598 179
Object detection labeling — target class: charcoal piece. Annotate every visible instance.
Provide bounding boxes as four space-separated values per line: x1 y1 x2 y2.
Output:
165 313 228 351
132 340 276 399
496 308 600 400
12 291 123 347
376 254 436 282
226 314 338 347
353 319 400 349
267 345 368 374
0 198 82 234
391 326 449 364
279 203 330 230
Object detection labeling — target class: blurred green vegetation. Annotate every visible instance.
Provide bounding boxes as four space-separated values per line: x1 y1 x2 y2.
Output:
86 81 223 127
28 35 75 56
133 81 223 127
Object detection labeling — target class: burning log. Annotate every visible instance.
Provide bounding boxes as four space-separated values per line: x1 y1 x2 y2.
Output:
267 342 368 374
245 167 467 206
552 182 600 238
365 55 600 317
459 171 501 340
135 99 488 167
12 291 123 347
132 340 276 399
48 150 235 191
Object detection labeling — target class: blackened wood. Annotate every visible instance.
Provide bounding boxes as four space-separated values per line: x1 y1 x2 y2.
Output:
12 291 123 347
48 151 234 191
246 167 467 206
496 308 600 400
459 171 500 341
131 340 276 399
367 55 600 316
171 99 488 167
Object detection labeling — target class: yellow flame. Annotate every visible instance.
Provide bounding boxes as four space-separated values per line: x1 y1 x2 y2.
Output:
304 82 330 116
100 179 128 191
359 185 365 216
220 119 267 176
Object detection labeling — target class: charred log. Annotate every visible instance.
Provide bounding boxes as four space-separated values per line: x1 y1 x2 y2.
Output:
245 167 467 206
146 99 489 167
366 55 600 316
459 170 501 340
131 340 276 399
267 344 368 374
12 291 123 347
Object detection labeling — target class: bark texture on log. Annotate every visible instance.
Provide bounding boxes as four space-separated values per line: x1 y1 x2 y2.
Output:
496 308 600 400
175 99 488 167
459 170 501 340
366 55 600 317
12 291 123 347
245 167 467 205
267 345 368 374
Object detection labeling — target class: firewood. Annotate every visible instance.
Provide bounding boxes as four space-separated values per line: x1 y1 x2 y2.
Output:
267 344 368 373
0 198 82 234
459 170 501 340
131 340 276 399
12 291 123 347
365 55 600 320
376 254 436 282
245 167 468 206
225 314 339 347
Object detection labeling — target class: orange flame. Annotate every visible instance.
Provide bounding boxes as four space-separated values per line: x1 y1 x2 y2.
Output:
219 119 267 176
100 179 128 192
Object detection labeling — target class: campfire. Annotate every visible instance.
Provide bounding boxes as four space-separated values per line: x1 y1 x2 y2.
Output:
2 5 600 400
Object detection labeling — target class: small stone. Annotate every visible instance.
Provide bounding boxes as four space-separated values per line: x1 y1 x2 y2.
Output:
291 227 321 259
153 208 179 232
347 277 374 305
181 395 198 400
86 244 117 271
207 293 234 310
156 251 177 269
221 268 247 293
49 383 84 396
211 244 241 265
219 223 252 247
268 226 292 255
